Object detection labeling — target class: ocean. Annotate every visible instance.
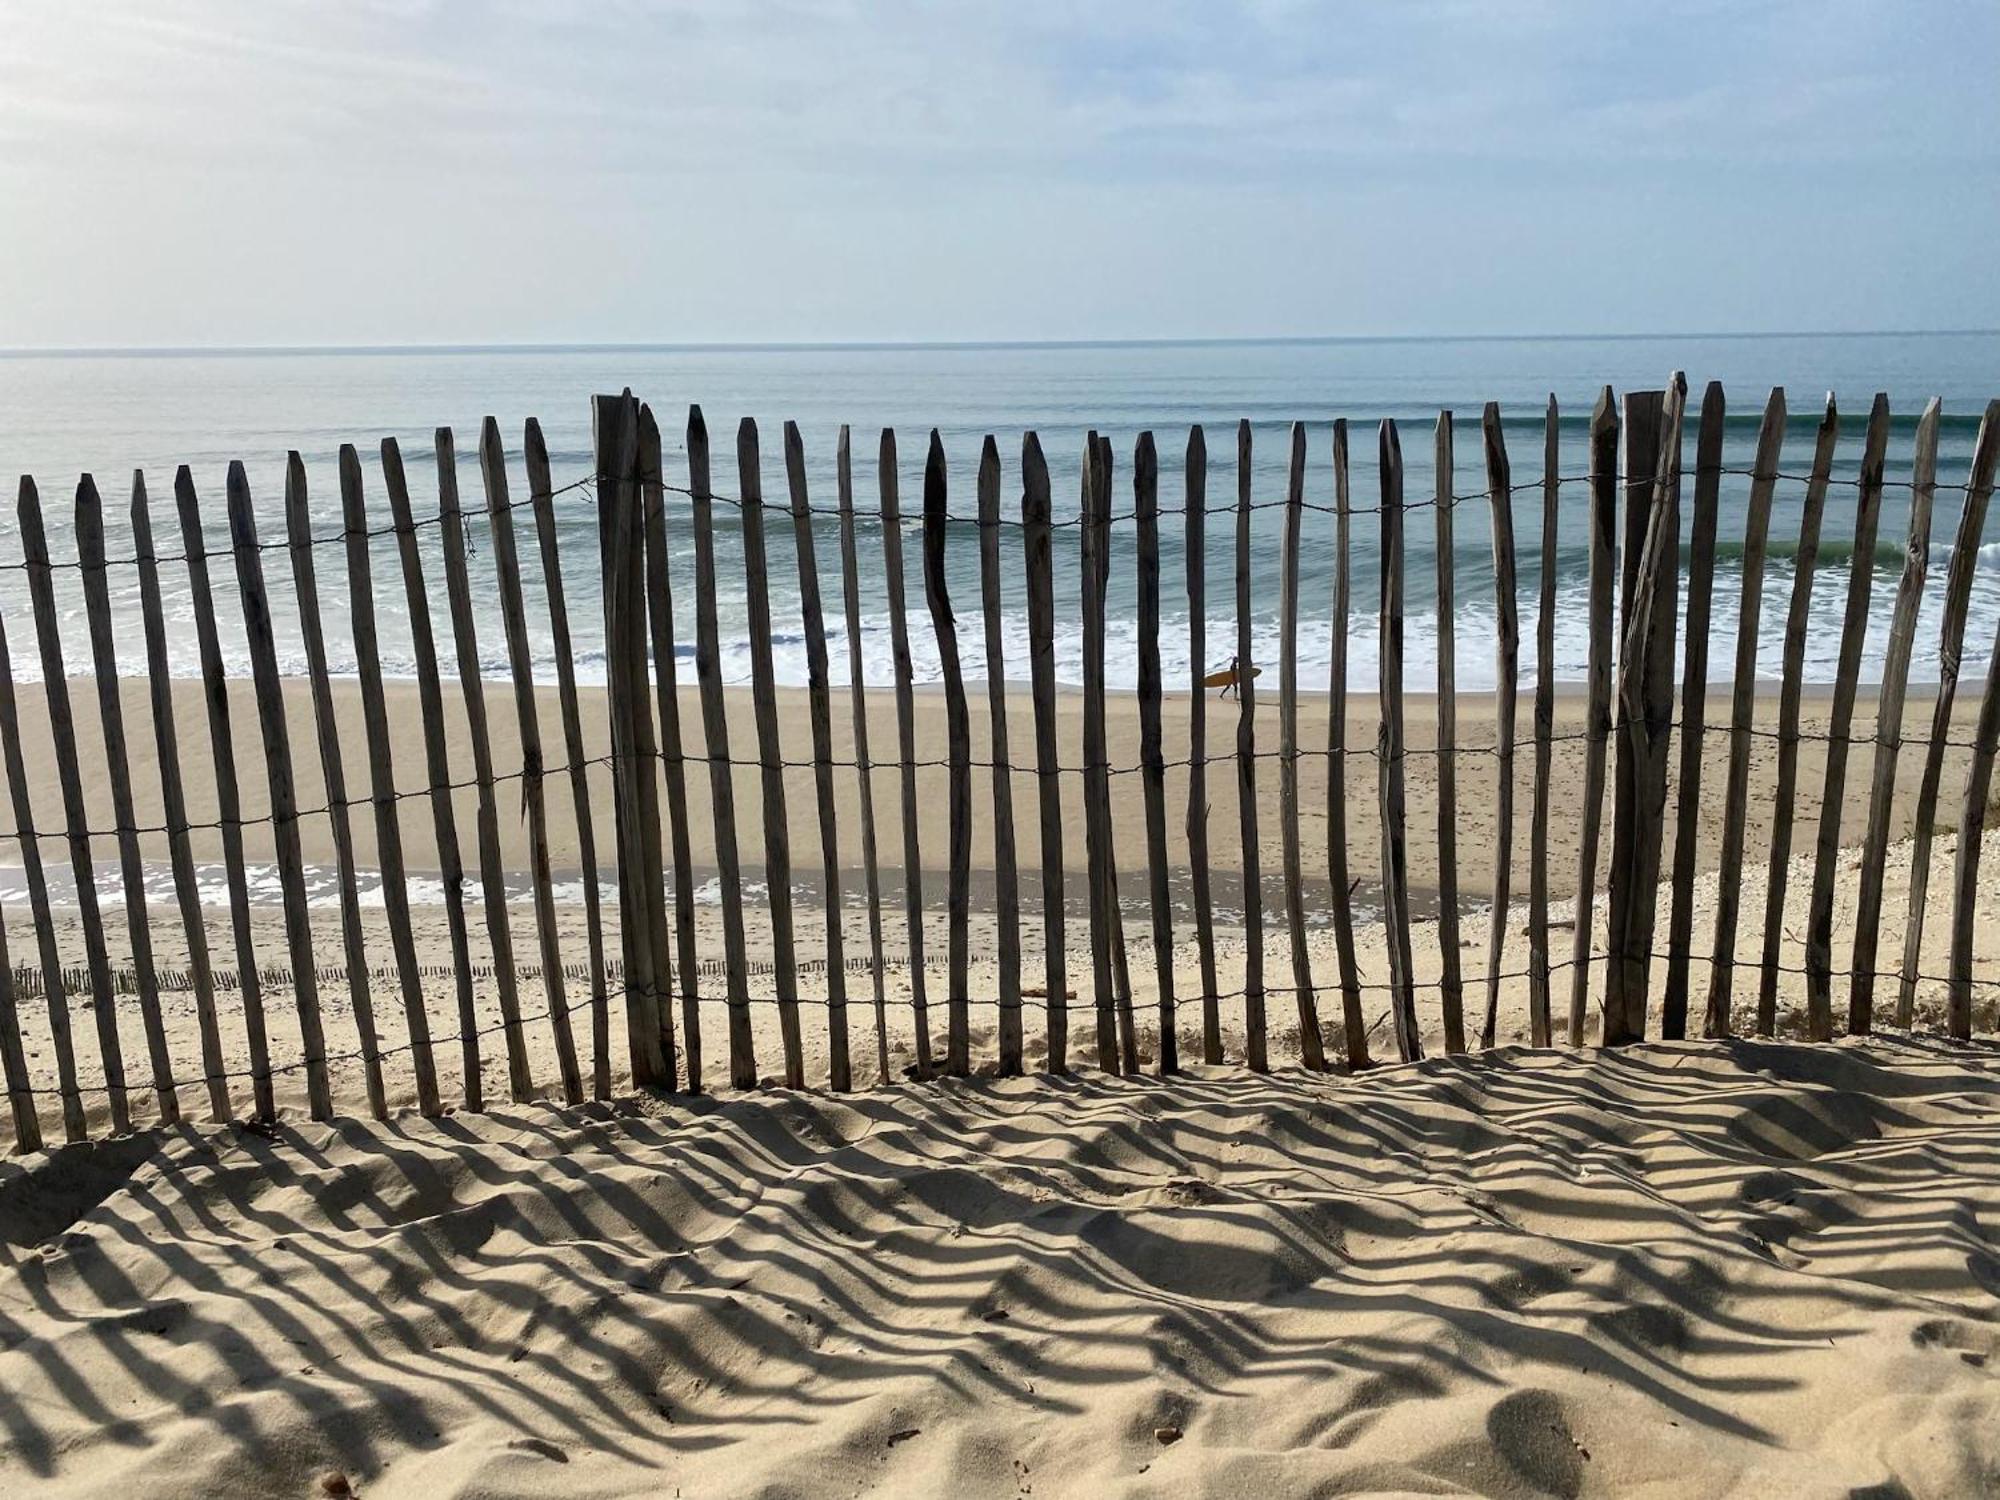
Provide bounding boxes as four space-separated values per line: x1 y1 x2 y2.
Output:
1 332 1996 694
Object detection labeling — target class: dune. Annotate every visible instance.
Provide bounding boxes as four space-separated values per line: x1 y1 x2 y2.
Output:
2 1037 1998 1498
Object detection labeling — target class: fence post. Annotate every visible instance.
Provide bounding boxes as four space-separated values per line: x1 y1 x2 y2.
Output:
836 426 893 1084
978 435 1025 1075
1327 421 1368 1066
1135 432 1178 1074
280 455 378 1119
1663 382 1726 1040
1526 398 1559 1047
1022 434 1067 1072
437 428 541 1101
1234 421 1267 1070
340 445 442 1116
1433 413 1464 1053
1896 403 2000 1026
1277 422 1326 1069
21 478 130 1133
594 391 669 1089
382 438 482 1109
786 420 851 1090
641 408 701 1090
1604 386 1668 1045
737 417 802 1086
1378 419 1422 1062
1480 404 1520 1048
1756 397 1839 1036
1705 390 1786 1037
133 473 231 1123
1806 394 1890 1035
1606 380 1681 1045
1850 399 1939 1032
526 419 613 1098
1567 391 1619 1045
923 431 973 1076
686 408 758 1088
483 418 583 1105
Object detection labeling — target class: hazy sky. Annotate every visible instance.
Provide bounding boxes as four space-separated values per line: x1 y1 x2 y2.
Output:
3 1 1996 347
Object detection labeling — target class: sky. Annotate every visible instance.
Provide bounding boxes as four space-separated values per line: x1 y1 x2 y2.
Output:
1 0 1996 348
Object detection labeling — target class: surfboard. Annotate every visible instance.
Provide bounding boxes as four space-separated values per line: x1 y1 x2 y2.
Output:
1201 664 1262 688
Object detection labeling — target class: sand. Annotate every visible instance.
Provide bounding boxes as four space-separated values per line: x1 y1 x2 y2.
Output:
2 1038 1998 1497
5 679 2000 1495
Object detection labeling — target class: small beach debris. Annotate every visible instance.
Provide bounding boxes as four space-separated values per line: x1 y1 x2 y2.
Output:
1154 1425 1183 1445
887 1427 922 1447
316 1471 353 1497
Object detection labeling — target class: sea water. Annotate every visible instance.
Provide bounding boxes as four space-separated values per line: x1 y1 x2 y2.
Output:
0 332 1995 693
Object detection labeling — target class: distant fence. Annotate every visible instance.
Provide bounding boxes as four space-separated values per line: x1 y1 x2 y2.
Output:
0 377 1997 1152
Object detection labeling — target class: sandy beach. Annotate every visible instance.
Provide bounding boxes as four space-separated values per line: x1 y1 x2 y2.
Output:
2 1037 1997 1497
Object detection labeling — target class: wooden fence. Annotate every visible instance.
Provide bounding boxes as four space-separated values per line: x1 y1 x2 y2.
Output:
1 377 1997 1151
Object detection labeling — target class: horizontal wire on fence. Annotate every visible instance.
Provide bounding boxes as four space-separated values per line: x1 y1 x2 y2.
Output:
2 450 1979 583
17 932 1997 1103
0 473 600 576
1 708 1986 849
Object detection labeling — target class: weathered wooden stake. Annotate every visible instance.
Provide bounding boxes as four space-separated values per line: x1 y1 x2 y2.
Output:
1756 397 1839 1037
382 437 483 1107
1481 404 1520 1048
436 428 540 1099
1235 420 1267 1070
1277 422 1327 1068
0 576 81 1140
923 431 973 1075
20 478 129 1132
482 418 583 1103
686 408 757 1087
1526 398 1559 1046
639 409 702 1089
340 445 442 1115
1605 380 1682 1045
977 436 1025 1074
1805 394 1890 1035
785 420 851 1089
225 461 334 1120
1567 390 1619 1045
1135 432 1179 1073
1022 433 1068 1071
1433 413 1465 1052
836 426 892 1083
881 429 932 1075
1326 421 1368 1066
77 474 179 1123
1184 426 1222 1064
280 455 381 1118
738 418 804 1085
1662 382 1725 1040
1705 390 1787 1037
1378 421 1422 1062
133 473 230 1122
525 419 612 1098
1849 399 1940 1031
1897 401 1999 1026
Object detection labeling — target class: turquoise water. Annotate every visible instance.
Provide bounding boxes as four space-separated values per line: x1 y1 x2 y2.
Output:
0 332 1995 690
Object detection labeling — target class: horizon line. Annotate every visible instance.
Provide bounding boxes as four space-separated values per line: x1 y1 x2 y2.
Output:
4 328 1998 359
